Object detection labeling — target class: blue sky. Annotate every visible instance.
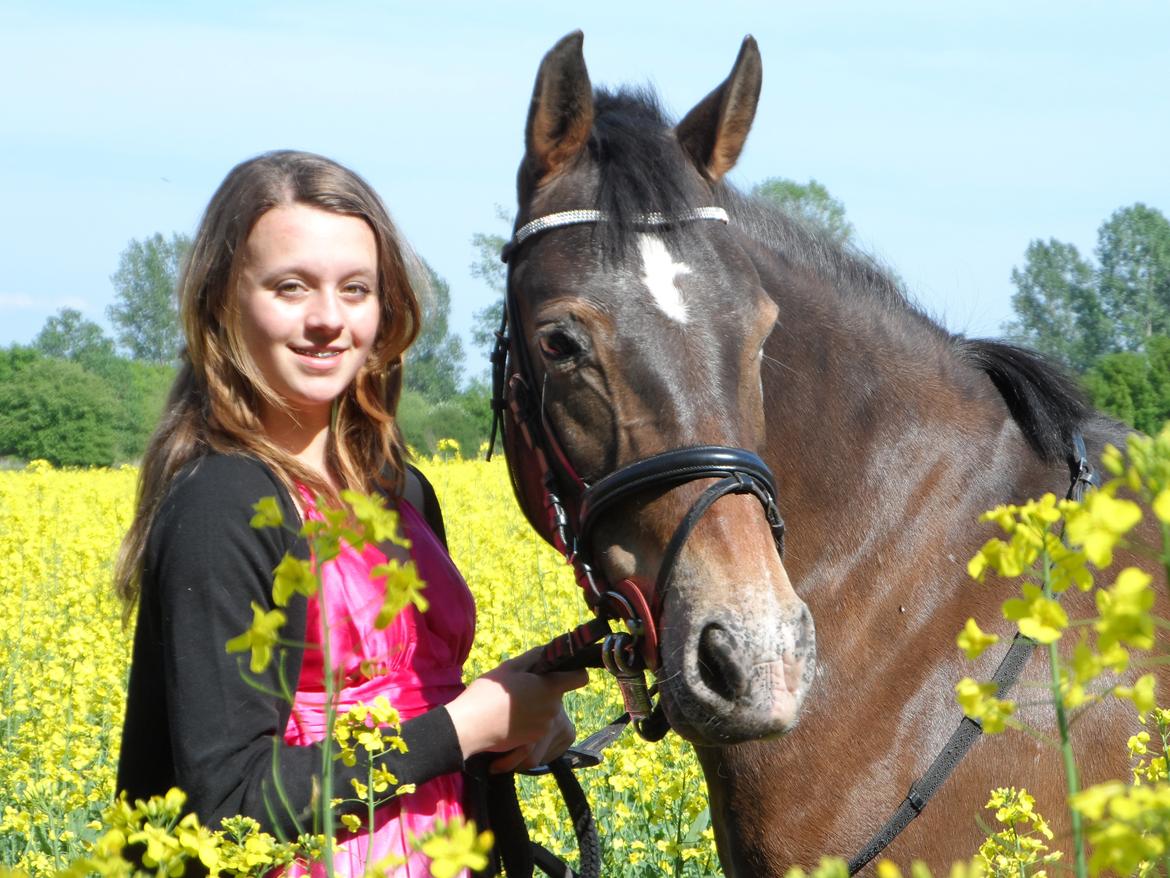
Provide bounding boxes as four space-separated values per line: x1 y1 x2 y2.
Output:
2 1 1168 377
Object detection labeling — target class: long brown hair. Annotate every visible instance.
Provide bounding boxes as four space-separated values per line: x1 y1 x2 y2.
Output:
115 150 422 617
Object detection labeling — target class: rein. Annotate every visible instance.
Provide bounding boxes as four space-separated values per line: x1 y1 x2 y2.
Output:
846 433 1098 874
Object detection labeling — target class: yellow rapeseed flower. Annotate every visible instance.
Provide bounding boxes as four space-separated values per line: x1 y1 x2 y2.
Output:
1095 567 1155 651
417 819 493 878
1002 583 1067 644
956 618 999 660
1063 491 1143 569
373 559 429 626
955 678 1015 734
225 602 286 672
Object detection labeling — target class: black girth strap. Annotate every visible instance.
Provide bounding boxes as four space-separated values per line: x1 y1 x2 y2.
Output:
847 432 1097 874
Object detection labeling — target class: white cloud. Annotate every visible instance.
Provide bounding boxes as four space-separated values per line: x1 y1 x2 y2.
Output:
0 293 37 309
0 294 97 314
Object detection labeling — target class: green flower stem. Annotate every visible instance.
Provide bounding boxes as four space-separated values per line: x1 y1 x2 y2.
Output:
317 577 337 878
1042 551 1087 878
1160 519 1170 606
1046 637 1086 878
366 759 376 863
1001 719 1061 750
1135 655 1170 668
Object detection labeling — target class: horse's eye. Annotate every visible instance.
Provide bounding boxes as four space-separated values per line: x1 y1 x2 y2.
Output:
538 330 581 361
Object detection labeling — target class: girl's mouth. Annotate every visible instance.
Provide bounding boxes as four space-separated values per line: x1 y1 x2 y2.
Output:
291 346 343 359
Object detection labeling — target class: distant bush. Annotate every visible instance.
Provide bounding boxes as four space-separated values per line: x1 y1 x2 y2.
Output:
397 388 492 457
89 357 174 462
1084 335 1170 435
0 357 120 467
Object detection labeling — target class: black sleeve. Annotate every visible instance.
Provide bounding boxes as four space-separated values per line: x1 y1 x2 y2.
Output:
407 463 448 550
116 454 463 837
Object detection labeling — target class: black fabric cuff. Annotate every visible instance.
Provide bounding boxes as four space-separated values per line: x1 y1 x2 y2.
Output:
379 706 464 786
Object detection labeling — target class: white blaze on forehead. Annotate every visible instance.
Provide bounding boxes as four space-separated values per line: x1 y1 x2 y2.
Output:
638 234 691 323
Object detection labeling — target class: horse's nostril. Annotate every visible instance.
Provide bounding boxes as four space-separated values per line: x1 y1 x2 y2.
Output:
697 623 749 701
797 603 815 655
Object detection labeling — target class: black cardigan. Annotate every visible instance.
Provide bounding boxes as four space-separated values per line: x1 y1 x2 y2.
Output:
116 453 464 836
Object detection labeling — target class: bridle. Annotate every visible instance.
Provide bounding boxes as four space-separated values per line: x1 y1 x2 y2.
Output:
489 205 786 732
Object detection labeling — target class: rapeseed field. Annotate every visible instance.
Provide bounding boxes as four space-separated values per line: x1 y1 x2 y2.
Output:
0 457 717 877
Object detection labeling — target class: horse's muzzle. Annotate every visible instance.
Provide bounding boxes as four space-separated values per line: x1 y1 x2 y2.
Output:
660 592 816 744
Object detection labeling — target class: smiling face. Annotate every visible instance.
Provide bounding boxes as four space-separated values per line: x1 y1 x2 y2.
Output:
238 203 381 433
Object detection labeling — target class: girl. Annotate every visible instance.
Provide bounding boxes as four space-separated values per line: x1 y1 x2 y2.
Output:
114 150 587 875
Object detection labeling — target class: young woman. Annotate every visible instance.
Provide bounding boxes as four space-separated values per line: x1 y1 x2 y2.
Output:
114 150 587 875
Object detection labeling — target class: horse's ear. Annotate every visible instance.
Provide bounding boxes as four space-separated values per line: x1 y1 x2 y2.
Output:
676 36 762 182
524 31 594 186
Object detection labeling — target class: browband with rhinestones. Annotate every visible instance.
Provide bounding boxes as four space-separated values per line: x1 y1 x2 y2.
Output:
500 206 729 263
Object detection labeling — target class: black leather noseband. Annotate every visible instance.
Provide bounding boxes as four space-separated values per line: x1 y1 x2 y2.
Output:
580 445 785 613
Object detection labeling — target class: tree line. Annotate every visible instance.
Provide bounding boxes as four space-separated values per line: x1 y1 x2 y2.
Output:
2 187 1164 468
0 233 187 468
0 232 492 467
1005 203 1170 434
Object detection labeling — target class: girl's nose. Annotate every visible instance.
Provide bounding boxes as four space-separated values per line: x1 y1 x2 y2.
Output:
305 290 343 334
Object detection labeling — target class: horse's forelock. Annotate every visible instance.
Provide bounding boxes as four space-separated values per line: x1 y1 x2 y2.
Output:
586 86 711 260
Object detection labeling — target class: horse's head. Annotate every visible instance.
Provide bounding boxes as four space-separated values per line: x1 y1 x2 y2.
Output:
499 32 815 745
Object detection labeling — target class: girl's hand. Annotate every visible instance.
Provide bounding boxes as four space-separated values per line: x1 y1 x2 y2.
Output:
445 646 588 764
487 705 576 773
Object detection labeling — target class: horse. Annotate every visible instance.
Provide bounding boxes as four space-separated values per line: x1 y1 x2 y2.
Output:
493 32 1169 875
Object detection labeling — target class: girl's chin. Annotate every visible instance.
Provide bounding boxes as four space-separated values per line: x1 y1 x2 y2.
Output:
264 390 343 427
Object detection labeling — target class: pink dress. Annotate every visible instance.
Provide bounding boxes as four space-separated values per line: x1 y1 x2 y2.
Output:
283 492 476 877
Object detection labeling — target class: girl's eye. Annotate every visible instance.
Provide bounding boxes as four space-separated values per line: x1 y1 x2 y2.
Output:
276 281 307 297
342 283 373 300
538 330 581 361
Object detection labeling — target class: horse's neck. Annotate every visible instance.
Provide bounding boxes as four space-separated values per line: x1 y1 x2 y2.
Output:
751 245 1029 589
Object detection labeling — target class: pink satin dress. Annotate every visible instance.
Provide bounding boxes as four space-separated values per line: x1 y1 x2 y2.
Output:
283 491 476 877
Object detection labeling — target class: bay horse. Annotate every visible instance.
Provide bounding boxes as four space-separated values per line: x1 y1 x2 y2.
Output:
495 32 1169 875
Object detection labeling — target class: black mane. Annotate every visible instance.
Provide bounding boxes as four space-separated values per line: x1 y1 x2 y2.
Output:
954 338 1091 462
585 85 1090 463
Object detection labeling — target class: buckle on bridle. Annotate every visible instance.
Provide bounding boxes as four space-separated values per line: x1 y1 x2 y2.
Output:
601 590 646 640
602 633 653 721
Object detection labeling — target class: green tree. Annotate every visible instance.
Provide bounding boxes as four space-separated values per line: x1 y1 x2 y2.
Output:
0 345 40 383
1083 334 1170 435
33 308 116 365
1146 334 1170 431
88 357 176 461
751 177 854 243
404 265 465 401
29 307 174 461
1083 351 1155 432
469 205 513 355
0 357 120 466
108 232 191 363
1005 239 1111 371
397 390 488 457
1095 203 1170 350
